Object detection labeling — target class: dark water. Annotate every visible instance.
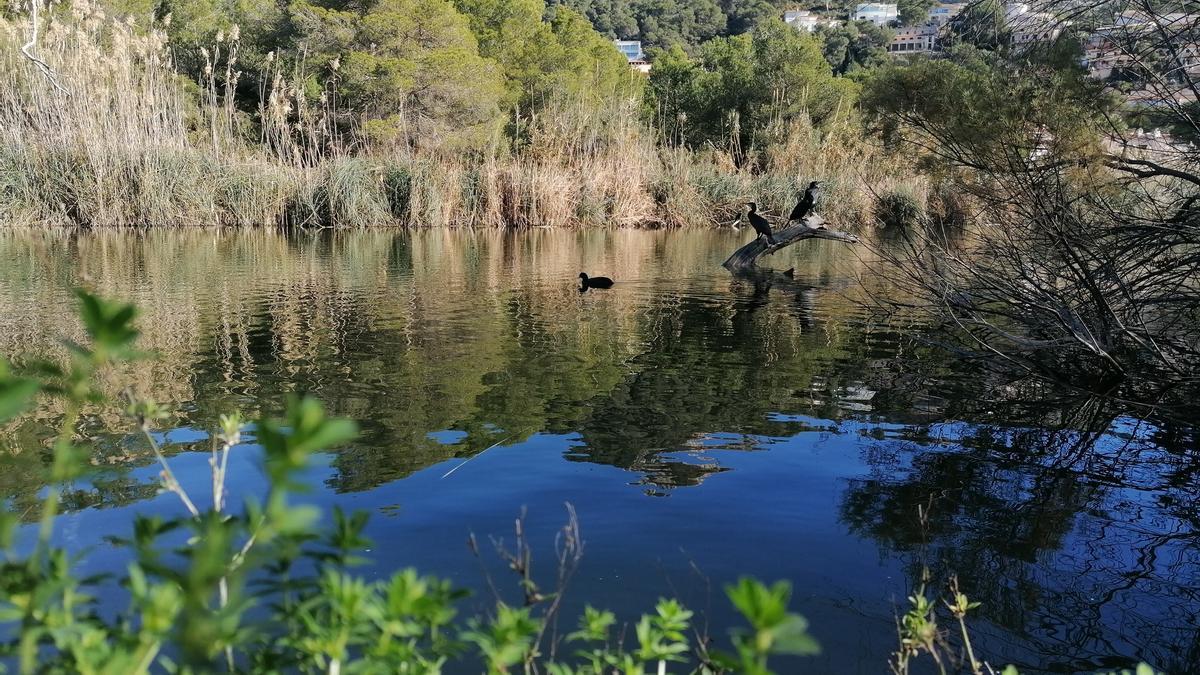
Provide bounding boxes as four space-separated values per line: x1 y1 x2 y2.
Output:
0 229 1196 673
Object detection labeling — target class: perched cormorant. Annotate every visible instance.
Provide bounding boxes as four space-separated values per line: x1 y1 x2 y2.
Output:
579 272 614 292
789 181 823 223
745 202 776 245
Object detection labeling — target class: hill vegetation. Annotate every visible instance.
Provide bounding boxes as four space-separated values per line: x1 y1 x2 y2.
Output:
0 0 919 229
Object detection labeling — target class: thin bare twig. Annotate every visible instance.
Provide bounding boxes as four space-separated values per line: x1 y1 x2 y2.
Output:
20 0 70 95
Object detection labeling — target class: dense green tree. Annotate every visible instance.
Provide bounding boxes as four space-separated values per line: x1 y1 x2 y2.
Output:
943 0 1008 51
454 0 559 110
644 44 702 143
816 20 892 75
550 0 728 49
287 0 505 148
897 0 934 26
102 0 158 22
721 0 778 35
157 0 288 79
860 44 1108 171
548 6 641 99
648 19 855 163
551 0 639 38
88 0 639 151
454 0 633 115
632 0 728 48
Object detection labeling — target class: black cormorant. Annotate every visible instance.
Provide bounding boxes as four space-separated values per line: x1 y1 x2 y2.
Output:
789 181 823 223
579 272 614 292
745 202 776 245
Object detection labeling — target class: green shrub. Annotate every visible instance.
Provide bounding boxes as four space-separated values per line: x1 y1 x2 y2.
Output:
875 187 925 231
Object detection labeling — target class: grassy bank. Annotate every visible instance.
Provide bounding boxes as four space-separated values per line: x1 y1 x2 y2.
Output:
0 10 922 230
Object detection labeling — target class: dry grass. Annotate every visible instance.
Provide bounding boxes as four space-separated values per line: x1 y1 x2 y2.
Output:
0 8 925 229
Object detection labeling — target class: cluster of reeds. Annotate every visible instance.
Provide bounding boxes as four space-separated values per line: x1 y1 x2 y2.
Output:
0 5 298 227
0 6 925 229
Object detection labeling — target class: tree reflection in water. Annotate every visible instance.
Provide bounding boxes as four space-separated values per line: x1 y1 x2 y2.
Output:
841 392 1200 672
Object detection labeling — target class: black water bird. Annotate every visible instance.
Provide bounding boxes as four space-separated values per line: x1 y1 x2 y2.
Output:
745 202 776 245
789 181 823 223
579 272 614 292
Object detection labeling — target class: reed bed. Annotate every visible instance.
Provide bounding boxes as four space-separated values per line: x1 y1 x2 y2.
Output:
0 9 924 229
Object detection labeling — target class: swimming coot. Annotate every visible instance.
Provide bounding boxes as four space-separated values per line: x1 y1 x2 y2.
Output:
579 272 614 291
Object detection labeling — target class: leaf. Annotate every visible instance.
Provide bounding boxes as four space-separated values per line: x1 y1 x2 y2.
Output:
259 396 358 476
0 508 16 549
726 577 790 630
74 288 139 357
771 616 821 656
0 359 38 423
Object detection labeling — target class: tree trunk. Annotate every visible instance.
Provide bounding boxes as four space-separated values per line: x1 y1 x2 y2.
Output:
722 215 859 271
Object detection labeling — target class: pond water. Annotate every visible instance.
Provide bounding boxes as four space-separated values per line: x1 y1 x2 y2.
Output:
0 229 1196 673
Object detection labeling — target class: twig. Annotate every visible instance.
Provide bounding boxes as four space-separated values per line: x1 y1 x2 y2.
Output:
20 0 70 95
441 437 510 479
138 424 200 518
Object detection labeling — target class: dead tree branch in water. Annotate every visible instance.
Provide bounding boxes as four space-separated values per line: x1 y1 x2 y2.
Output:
722 215 859 271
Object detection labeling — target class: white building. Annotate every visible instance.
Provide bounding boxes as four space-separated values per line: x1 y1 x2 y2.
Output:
854 3 899 26
927 3 961 26
614 40 644 61
888 25 939 54
1001 2 1063 48
1009 12 1063 48
614 40 652 74
1080 13 1200 81
784 9 821 32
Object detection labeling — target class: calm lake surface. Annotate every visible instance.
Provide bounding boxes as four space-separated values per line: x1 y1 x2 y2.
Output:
0 229 1196 673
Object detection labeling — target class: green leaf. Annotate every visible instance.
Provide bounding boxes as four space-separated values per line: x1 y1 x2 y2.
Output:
258 396 358 486
0 359 38 423
726 577 790 630
74 288 139 358
771 616 820 656
0 507 16 549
